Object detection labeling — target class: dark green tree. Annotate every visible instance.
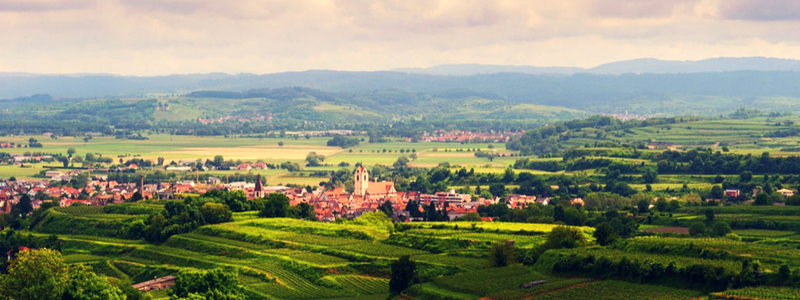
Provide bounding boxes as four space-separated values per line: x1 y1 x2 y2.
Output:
259 193 290 218
169 269 244 300
689 222 707 237
593 222 618 246
488 241 516 267
389 256 416 294
17 194 33 215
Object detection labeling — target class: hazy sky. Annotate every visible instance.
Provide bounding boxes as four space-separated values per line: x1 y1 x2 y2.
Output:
2 0 800 75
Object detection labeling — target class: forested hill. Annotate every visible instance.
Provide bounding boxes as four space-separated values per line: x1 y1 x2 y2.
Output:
0 88 587 135
5 71 800 117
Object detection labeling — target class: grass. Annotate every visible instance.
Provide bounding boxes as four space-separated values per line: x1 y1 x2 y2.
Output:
0 165 46 180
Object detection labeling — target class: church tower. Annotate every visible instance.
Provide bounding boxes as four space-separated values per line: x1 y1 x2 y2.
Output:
254 174 265 198
354 166 369 197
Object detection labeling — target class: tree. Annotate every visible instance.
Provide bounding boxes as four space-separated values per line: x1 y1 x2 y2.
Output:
67 148 76 158
379 200 394 218
704 208 715 223
17 194 33 215
502 168 515 183
213 155 224 167
57 156 70 168
740 171 753 182
129 191 143 202
393 156 410 168
489 183 506 198
710 185 724 199
259 193 290 218
63 264 125 300
655 198 668 212
425 202 438 221
305 152 321 167
689 222 707 237
389 256 416 294
278 141 284 147
169 269 244 300
201 203 233 224
488 241 516 267
0 249 70 300
637 198 650 214
711 221 732 237
542 226 586 249
453 212 482 221
753 192 771 206
292 202 316 220
404 200 421 219
593 222 618 246
642 168 658 184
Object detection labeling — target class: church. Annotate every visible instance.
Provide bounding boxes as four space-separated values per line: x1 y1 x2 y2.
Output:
353 166 396 198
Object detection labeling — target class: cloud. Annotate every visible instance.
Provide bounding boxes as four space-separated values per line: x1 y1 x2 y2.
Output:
588 0 699 19
0 0 799 75
718 0 800 21
0 0 95 12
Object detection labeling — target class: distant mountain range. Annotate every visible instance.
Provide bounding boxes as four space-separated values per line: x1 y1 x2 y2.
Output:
396 57 800 75
1 57 800 101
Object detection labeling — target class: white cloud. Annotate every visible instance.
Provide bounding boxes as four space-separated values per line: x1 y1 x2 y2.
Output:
0 0 799 75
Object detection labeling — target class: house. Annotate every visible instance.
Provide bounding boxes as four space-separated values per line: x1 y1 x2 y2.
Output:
206 177 222 185
128 164 138 170
1 199 11 214
6 246 30 260
571 198 585 206
132 275 177 292
59 199 91 207
724 189 740 198
45 170 64 178
777 188 795 197
253 162 268 169
236 164 252 171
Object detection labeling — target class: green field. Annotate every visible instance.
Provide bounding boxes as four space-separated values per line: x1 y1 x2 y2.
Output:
0 134 532 184
35 205 604 300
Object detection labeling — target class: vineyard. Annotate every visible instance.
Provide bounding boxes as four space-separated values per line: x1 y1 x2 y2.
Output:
532 280 704 300
30 202 800 300
626 236 800 268
714 287 800 300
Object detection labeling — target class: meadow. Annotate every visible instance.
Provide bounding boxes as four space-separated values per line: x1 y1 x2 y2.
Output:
0 134 528 184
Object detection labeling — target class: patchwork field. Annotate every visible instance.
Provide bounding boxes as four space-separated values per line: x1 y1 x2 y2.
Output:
39 204 608 300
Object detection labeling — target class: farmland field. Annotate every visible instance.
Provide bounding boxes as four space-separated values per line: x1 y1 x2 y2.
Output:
33 204 627 300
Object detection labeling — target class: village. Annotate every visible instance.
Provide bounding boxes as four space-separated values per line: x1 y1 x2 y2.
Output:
0 165 558 223
407 129 524 143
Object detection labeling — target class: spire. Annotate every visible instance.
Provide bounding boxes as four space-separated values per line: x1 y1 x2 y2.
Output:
254 174 264 198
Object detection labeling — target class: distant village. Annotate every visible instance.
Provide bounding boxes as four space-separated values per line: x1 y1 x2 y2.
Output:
0 165 557 222
407 130 524 143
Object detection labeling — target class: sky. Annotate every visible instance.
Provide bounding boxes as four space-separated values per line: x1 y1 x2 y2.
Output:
2 0 800 76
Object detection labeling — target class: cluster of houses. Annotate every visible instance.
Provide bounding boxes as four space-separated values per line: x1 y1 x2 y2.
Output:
408 130 524 143
8 153 54 164
197 113 269 124
0 166 556 223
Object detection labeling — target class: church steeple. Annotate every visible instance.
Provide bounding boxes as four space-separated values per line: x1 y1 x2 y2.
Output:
254 174 265 198
354 166 369 197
